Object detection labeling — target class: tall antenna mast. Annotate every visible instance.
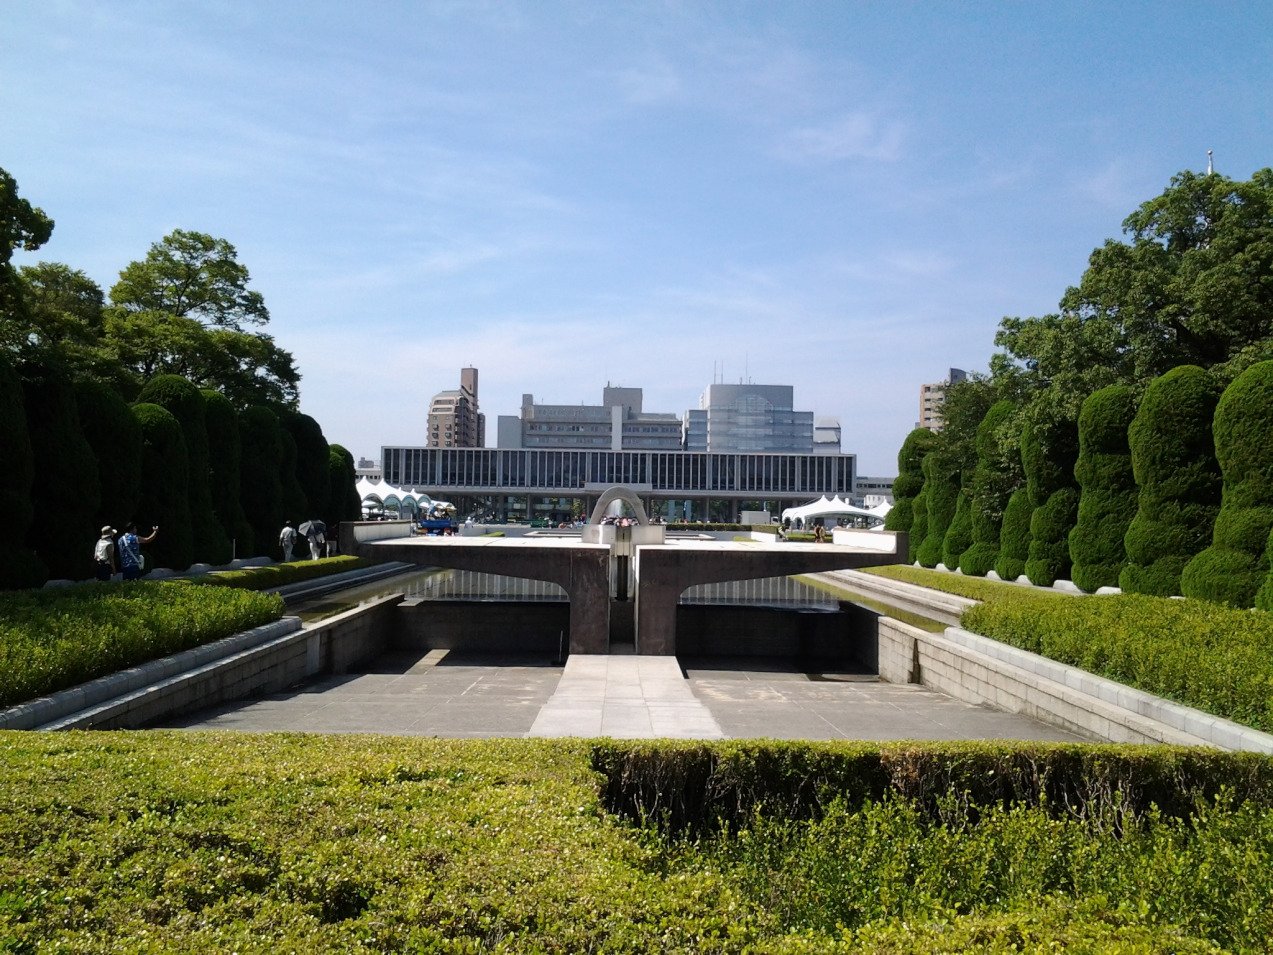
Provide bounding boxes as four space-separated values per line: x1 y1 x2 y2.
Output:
1207 149 1214 175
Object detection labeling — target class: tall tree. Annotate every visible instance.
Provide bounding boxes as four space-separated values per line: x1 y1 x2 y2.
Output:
959 400 1022 577
0 167 54 324
74 378 143 534
238 405 285 556
885 427 938 559
283 411 330 527
326 443 362 532
107 230 299 406
1068 385 1138 593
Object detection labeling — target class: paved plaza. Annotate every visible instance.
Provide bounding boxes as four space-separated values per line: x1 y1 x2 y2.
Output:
163 650 1088 742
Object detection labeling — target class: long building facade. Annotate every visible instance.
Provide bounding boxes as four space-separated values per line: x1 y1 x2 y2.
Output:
382 445 856 524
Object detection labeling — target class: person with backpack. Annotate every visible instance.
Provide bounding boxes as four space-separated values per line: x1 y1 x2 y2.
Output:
117 522 158 581
93 526 117 581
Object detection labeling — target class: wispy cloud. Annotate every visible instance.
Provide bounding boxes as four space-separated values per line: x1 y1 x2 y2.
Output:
615 58 682 104
775 112 906 163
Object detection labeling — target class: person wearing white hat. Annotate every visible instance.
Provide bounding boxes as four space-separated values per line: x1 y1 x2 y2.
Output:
93 526 117 581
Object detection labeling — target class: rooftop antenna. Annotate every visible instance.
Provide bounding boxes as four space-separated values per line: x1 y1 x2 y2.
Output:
1207 149 1214 175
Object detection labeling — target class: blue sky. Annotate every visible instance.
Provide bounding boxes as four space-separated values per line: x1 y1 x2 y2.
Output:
4 2 1272 474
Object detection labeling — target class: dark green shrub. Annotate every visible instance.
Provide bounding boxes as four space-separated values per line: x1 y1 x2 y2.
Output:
202 389 253 557
916 451 959 568
0 354 43 588
884 428 937 535
137 375 230 565
238 406 286 557
132 402 194 571
994 486 1032 580
1025 487 1080 586
21 363 101 580
959 400 1020 576
1121 366 1223 596
1182 361 1273 607
907 486 928 563
1020 417 1079 586
327 443 362 529
283 411 330 526
193 555 374 590
941 491 972 569
74 378 142 537
1068 385 1138 592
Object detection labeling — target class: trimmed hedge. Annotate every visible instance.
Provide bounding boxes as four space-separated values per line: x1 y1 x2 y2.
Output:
138 375 231 566
327 442 362 529
0 580 283 707
238 404 285 558
1021 418 1079 586
884 427 937 537
906 485 928 563
74 378 142 542
22 364 101 580
133 401 194 571
1068 384 1138 592
193 555 376 590
283 411 330 530
3 734 1272 952
1182 360 1273 607
915 451 959 568
0 355 43 588
959 400 1020 576
202 388 253 556
1121 365 1223 596
994 486 1032 581
940 490 972 569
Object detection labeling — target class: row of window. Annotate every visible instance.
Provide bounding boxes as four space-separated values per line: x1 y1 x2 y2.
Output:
383 447 854 495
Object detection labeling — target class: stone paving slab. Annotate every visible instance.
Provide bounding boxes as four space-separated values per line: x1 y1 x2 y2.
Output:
163 649 1089 743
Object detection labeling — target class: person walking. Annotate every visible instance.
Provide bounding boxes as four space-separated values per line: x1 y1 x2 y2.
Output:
117 522 158 581
93 526 117 581
279 520 297 562
302 518 326 560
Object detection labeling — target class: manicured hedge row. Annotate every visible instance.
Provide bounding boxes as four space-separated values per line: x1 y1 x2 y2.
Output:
592 738 1273 834
3 733 1271 952
994 485 1032 580
884 426 937 538
865 563 1043 603
191 555 376 590
0 581 283 707
964 591 1273 732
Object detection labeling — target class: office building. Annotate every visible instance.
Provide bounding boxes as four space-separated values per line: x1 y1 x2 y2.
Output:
428 367 485 448
918 368 967 432
683 383 815 453
496 386 682 451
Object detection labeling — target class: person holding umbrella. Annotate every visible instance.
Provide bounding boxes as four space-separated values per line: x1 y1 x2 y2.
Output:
299 518 327 560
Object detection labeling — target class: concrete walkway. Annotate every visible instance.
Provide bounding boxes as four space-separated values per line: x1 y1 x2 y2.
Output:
529 656 723 739
162 650 1087 743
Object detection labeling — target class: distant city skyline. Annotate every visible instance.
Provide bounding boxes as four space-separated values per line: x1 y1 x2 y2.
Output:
4 2 1272 473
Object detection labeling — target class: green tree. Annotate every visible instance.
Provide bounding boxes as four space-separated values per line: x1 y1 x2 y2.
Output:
74 378 142 534
1068 385 1138 593
1181 361 1273 607
994 487 1033 581
133 402 194 571
283 411 330 527
907 486 929 565
22 363 101 580
203 389 253 557
885 428 938 540
107 230 299 406
137 375 230 565
915 451 959 568
1120 366 1223 596
0 167 54 323
238 405 285 557
326 443 362 532
1021 416 1080 587
959 400 1022 576
941 491 973 570
0 354 44 588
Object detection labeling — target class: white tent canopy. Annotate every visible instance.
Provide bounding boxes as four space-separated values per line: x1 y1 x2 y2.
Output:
357 477 432 516
781 495 885 527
